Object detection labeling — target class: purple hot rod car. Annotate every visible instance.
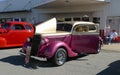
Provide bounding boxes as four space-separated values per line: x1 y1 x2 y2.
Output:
21 18 102 66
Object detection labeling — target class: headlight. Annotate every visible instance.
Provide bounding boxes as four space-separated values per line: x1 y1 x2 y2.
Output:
41 38 49 45
41 39 46 45
27 37 32 42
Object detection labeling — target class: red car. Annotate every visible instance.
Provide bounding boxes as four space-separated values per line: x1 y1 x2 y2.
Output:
0 21 34 48
0 24 1 28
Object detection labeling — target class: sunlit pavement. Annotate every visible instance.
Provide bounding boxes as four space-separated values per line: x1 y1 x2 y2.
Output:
102 43 120 52
0 47 120 75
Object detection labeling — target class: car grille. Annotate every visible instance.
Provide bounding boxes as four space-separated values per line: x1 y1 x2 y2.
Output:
31 34 41 56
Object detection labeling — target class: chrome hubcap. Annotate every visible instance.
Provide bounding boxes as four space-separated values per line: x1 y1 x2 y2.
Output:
57 51 65 65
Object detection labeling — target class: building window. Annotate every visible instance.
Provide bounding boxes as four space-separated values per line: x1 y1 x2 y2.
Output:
21 18 26 22
0 18 6 23
93 17 100 23
73 17 81 21
0 18 13 23
14 18 20 21
82 15 89 21
82 17 89 21
65 18 72 21
57 18 65 22
6 18 13 22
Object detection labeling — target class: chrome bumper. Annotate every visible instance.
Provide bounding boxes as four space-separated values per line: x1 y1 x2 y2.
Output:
19 50 47 61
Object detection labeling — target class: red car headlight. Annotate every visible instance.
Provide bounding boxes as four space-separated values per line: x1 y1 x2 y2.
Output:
27 37 32 43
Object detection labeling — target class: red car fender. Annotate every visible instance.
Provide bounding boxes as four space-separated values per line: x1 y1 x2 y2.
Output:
0 37 7 48
44 41 78 59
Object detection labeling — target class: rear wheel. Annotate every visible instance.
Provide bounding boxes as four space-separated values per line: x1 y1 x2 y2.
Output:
53 48 67 66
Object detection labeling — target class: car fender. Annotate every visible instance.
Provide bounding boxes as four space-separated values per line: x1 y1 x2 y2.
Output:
0 37 7 47
44 41 78 59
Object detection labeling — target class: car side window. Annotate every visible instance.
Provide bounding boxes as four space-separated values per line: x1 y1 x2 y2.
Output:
11 24 25 30
75 25 88 32
57 23 72 32
88 25 96 31
74 24 97 33
11 26 15 30
25 25 32 30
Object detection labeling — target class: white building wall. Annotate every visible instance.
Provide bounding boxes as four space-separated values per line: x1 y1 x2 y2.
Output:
108 0 120 16
34 3 107 28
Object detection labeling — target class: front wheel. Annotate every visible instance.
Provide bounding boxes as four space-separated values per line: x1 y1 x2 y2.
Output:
53 48 67 66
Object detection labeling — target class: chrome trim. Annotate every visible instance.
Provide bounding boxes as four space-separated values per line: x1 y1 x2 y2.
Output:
20 51 47 61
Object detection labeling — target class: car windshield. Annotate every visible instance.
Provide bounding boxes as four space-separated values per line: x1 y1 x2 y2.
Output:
57 23 72 32
1 23 10 29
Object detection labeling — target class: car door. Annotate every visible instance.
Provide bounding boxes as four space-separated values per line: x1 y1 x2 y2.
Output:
24 24 34 37
71 24 99 53
9 24 27 45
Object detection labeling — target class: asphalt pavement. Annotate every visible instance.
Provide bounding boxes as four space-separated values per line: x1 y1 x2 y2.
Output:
0 44 120 75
